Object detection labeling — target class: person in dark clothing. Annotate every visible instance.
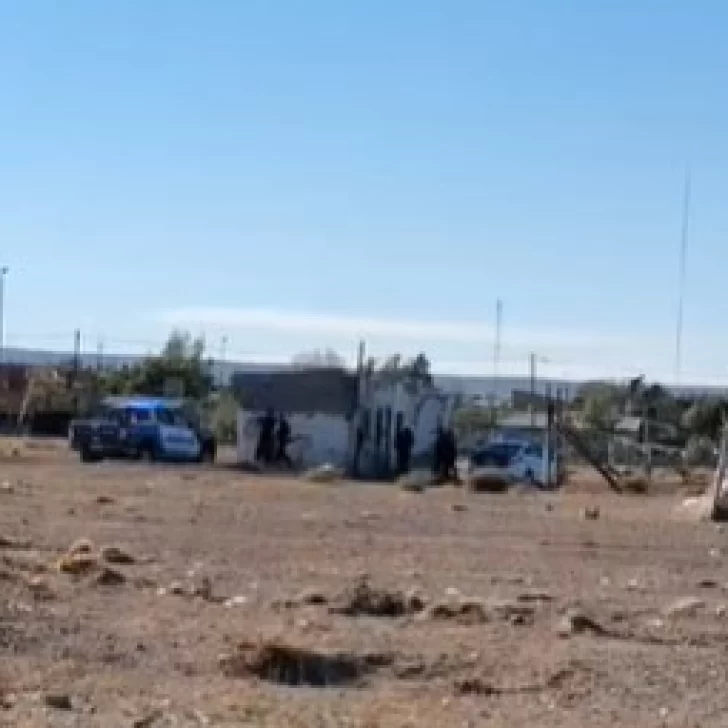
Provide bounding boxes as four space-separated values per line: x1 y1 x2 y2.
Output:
433 425 459 484
432 425 445 481
255 408 276 464
275 414 293 468
395 425 414 476
442 427 460 484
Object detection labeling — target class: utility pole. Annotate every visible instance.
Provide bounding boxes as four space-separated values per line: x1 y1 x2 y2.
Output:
72 329 81 385
0 266 8 366
72 329 81 417
492 299 502 420
543 383 553 487
529 352 536 428
96 339 104 372
219 335 228 388
675 170 691 385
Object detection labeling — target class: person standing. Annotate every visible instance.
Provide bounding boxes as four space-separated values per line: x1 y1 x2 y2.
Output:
275 414 293 468
255 408 276 464
395 425 414 476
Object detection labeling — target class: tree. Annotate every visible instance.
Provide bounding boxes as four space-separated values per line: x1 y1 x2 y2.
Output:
582 389 618 431
292 348 347 368
682 398 727 441
453 405 496 438
370 352 433 391
99 331 213 400
576 382 623 430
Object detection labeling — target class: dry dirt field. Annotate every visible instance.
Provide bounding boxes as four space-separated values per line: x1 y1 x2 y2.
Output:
0 442 727 727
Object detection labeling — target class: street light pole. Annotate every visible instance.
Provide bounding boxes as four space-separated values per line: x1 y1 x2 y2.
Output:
0 266 9 366
529 352 536 428
529 351 550 428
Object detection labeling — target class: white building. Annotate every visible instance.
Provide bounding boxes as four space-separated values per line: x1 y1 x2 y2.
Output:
234 367 456 477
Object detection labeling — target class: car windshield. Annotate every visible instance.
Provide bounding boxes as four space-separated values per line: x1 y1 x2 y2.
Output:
128 408 153 424
471 443 522 467
156 407 188 426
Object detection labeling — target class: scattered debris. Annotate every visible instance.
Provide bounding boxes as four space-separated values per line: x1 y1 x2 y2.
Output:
556 607 608 638
26 575 54 600
622 475 649 494
67 538 94 557
95 567 127 587
293 588 328 606
330 578 425 618
517 590 553 604
303 464 344 484
451 503 468 513
223 595 248 609
45 693 73 711
582 506 600 521
194 576 214 601
427 599 489 625
468 474 510 493
0 535 30 549
95 495 115 505
168 582 188 596
58 553 98 576
454 677 500 696
454 666 584 698
219 640 392 687
398 470 432 492
100 546 136 565
664 597 705 618
132 710 164 728
697 578 719 589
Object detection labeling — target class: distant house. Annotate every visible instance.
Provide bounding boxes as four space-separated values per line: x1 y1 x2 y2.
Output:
613 415 681 446
233 366 457 476
233 367 358 469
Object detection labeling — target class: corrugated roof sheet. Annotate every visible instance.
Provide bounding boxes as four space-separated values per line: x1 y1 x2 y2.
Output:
231 367 358 416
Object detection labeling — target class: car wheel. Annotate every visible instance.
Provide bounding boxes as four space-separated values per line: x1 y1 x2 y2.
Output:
138 445 157 463
80 447 102 464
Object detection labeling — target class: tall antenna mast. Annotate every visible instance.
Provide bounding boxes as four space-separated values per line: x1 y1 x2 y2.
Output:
492 298 502 401
675 170 691 385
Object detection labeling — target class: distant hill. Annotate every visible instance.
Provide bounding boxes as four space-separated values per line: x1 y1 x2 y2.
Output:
2 345 726 403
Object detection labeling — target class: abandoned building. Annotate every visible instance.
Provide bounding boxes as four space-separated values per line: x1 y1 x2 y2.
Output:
232 366 457 477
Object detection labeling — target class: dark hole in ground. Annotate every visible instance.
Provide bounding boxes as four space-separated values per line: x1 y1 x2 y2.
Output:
220 641 393 687
330 578 424 618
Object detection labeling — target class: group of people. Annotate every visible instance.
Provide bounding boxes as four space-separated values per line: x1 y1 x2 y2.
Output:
255 408 457 480
393 422 459 483
254 408 292 467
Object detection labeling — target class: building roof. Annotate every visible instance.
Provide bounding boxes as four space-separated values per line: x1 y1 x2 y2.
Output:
102 396 185 410
498 411 549 430
231 367 358 416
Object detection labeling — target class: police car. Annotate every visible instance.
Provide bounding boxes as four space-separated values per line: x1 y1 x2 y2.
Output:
70 396 216 464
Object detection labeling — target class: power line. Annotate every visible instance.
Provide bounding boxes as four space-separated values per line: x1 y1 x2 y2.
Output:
675 170 691 385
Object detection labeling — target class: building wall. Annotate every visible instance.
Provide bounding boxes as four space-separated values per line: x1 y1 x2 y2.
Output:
237 410 350 469
236 382 457 476
355 383 456 477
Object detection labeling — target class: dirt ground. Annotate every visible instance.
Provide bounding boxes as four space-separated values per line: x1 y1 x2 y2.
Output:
0 441 726 727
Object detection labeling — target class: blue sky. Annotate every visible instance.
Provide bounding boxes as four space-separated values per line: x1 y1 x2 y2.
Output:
1 1 727 382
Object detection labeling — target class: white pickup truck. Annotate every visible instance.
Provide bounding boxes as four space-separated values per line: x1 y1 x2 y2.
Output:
467 440 557 487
